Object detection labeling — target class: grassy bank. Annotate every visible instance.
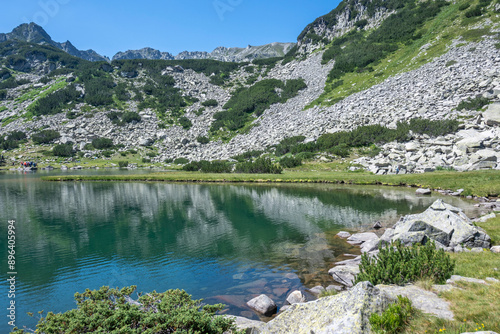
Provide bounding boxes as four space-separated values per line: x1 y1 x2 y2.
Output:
42 169 500 197
403 215 500 334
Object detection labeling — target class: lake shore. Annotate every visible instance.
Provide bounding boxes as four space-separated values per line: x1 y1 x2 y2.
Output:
41 169 500 198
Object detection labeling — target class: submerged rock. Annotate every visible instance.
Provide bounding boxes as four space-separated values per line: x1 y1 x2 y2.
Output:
260 281 395 334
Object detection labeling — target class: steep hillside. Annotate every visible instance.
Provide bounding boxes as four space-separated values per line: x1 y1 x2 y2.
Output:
1 0 499 174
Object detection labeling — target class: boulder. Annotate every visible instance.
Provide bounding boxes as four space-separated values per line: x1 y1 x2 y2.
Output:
286 290 307 305
491 246 500 253
336 231 351 238
246 294 277 317
307 286 326 296
377 284 454 320
416 188 432 195
328 265 360 287
139 137 154 146
261 282 395 334
390 200 491 249
372 221 383 229
483 103 500 126
347 232 379 244
225 316 265 334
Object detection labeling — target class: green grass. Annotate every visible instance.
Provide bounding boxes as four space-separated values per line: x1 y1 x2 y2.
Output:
41 169 500 197
403 215 500 334
0 106 8 112
16 79 67 105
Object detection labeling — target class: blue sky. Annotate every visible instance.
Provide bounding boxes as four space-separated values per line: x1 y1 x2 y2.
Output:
1 0 340 58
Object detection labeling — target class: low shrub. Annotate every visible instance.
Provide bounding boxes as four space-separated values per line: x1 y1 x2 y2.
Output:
355 241 455 286
456 95 490 111
118 161 129 168
197 136 210 144
174 157 189 165
11 286 238 334
279 156 303 168
0 89 7 100
92 137 114 149
182 160 233 173
53 143 74 157
31 130 61 144
201 99 219 107
102 150 114 157
369 295 414 334
235 157 282 174
231 150 264 162
142 158 151 163
179 116 193 130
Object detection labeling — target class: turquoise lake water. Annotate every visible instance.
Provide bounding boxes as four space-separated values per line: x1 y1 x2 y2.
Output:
0 170 482 332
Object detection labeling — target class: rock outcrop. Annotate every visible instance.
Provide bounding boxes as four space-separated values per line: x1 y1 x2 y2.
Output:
259 281 394 334
384 199 491 250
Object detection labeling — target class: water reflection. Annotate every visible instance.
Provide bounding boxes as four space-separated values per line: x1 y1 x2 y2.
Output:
0 172 482 331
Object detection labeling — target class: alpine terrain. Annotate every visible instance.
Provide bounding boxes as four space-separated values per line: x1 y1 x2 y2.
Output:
1 0 500 174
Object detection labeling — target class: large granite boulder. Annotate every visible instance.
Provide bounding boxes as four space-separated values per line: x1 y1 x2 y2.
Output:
385 199 491 249
260 281 395 334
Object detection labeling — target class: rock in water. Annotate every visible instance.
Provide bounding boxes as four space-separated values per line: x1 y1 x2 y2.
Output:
416 188 432 195
261 281 395 334
286 290 307 305
389 199 491 249
246 294 277 317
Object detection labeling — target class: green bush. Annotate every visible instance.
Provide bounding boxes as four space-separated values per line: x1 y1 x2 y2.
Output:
182 160 233 173
369 295 414 334
355 241 455 286
235 157 282 174
142 158 151 163
456 95 490 111
174 157 189 164
122 111 141 123
465 5 483 18
7 131 26 141
53 143 74 157
459 2 470 10
179 116 193 130
31 129 61 144
197 136 210 144
32 84 81 116
118 161 129 168
279 156 303 168
102 150 113 157
11 286 238 334
92 137 114 149
201 99 219 107
231 150 264 162
275 136 306 156
0 89 6 100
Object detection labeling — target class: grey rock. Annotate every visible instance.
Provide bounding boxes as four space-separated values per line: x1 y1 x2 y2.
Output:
378 284 454 320
390 200 491 249
246 294 277 317
261 282 395 334
416 188 432 195
491 246 500 253
336 231 351 238
372 221 383 229
225 316 265 334
486 277 500 283
446 275 487 285
286 290 307 305
483 103 500 126
328 265 360 287
461 332 498 334
308 286 326 296
360 238 380 253
347 232 379 244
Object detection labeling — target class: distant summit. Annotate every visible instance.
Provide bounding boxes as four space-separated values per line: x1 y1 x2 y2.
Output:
113 42 296 62
0 23 109 62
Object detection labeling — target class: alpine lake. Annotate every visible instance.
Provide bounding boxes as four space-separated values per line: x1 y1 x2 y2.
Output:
0 169 485 332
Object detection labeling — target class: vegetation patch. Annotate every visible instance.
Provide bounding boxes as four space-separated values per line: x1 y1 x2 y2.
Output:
31 129 60 144
355 241 455 285
210 78 307 133
370 296 415 334
456 95 491 111
11 286 238 334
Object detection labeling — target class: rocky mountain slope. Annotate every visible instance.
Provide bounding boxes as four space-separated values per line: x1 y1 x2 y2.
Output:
113 42 296 62
1 0 500 173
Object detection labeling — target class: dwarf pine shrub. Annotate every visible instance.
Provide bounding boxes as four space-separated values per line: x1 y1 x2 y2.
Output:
370 295 414 334
11 286 239 334
355 241 455 285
